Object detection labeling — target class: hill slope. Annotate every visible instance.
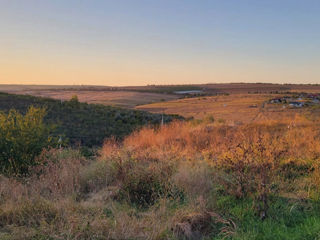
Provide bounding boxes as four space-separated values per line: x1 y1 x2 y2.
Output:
0 92 182 147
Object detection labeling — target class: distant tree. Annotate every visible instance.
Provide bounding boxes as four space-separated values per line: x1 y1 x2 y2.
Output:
70 95 79 103
204 114 215 123
0 106 57 175
68 95 80 108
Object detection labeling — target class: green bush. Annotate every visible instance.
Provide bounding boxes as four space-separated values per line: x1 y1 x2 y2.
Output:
120 166 166 207
0 107 57 175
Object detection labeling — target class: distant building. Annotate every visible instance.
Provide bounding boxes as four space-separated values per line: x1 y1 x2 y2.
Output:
289 102 304 108
174 90 203 95
270 99 281 103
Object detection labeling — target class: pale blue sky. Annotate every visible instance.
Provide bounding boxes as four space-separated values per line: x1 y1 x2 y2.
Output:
1 0 319 85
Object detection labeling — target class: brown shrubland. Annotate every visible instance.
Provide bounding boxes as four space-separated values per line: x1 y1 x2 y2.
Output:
1 117 320 239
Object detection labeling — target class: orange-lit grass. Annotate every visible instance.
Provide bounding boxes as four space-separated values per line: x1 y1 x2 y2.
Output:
2 118 320 238
110 118 320 204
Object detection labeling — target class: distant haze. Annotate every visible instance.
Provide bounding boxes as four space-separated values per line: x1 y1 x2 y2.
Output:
1 0 320 86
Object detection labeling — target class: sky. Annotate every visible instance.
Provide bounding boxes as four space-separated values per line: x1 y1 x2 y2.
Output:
1 0 320 86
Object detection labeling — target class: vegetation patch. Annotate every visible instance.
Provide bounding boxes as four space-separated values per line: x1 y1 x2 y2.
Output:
2 112 320 239
0 92 182 147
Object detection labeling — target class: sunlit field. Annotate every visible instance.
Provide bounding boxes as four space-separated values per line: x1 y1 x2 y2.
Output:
4 89 180 108
136 94 307 124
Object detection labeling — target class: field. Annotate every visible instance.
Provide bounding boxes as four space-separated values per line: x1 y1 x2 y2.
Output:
2 83 320 109
136 94 307 124
2 89 179 109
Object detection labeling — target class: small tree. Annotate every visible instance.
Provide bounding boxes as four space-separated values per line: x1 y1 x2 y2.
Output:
0 106 57 175
70 95 79 103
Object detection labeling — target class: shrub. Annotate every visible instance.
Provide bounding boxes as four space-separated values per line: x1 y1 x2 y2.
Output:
0 107 57 175
203 114 215 123
105 151 180 207
118 162 176 207
213 124 290 219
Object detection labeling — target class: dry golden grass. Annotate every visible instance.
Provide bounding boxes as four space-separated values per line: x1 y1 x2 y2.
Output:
2 117 320 239
136 94 306 124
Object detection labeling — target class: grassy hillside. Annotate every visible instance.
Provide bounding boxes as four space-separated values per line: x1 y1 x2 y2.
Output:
0 92 182 147
1 119 320 239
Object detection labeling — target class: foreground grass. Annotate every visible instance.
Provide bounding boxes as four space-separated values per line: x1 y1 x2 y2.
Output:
2 119 320 239
216 197 320 240
1 189 319 239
